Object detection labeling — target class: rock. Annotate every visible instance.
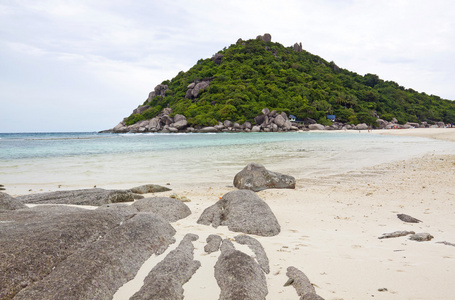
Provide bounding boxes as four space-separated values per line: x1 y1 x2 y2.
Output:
409 233 434 242
234 235 270 274
162 107 172 115
173 114 187 123
212 53 224 65
132 105 150 115
284 266 324 300
308 124 325 130
0 208 176 300
129 184 171 194
283 120 292 130
169 193 191 202
154 84 169 97
199 126 218 133
187 82 196 89
378 230 415 239
262 33 272 43
0 192 27 210
16 188 135 206
262 108 270 115
397 214 422 223
130 234 201 300
233 163 296 192
172 119 188 130
274 114 286 127
224 120 233 128
254 114 266 125
355 123 369 130
132 197 191 222
293 42 303 52
204 234 223 253
251 125 261 132
243 121 252 130
147 118 161 131
97 203 140 215
192 81 210 98
197 190 281 236
215 239 268 300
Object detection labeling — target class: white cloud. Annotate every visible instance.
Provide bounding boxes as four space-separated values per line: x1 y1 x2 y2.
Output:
1 0 454 132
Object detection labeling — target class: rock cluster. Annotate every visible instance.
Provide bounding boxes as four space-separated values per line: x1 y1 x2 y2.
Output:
185 80 211 99
113 108 189 133
197 190 281 236
147 83 169 102
293 42 303 52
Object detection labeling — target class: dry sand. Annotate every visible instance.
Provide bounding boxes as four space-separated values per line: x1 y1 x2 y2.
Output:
112 128 455 299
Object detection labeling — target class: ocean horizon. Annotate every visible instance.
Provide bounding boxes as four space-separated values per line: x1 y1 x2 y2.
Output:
1 131 454 195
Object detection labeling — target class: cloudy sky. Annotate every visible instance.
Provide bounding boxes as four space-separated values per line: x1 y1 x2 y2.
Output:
1 0 454 132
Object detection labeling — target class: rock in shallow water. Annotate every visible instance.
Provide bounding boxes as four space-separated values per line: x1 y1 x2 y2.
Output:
233 163 295 192
197 190 280 236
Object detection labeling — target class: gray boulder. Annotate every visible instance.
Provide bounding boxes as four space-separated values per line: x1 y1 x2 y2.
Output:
285 266 324 300
409 233 434 242
397 213 422 223
172 119 188 130
131 234 201 300
233 163 296 192
355 123 369 130
308 124 325 130
0 192 27 210
204 234 223 253
129 184 171 194
132 197 191 222
274 114 286 127
173 114 186 123
197 190 281 237
16 188 135 206
0 208 176 300
215 239 268 300
251 125 261 132
192 81 210 98
199 126 218 133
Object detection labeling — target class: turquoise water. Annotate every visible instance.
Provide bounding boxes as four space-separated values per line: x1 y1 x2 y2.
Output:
1 131 453 195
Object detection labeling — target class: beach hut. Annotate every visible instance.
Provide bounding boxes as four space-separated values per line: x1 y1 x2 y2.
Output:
327 114 335 121
289 115 297 122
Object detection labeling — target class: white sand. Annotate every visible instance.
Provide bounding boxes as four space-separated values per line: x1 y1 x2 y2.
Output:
112 128 455 299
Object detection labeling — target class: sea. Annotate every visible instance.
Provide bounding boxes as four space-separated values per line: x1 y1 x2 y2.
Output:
1 131 454 195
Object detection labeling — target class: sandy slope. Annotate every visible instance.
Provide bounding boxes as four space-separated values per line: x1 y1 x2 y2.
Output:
114 129 455 299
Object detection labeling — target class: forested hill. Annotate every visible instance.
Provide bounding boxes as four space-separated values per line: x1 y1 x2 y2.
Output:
123 34 455 128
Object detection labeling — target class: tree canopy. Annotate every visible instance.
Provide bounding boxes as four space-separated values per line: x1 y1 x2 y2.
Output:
126 37 455 127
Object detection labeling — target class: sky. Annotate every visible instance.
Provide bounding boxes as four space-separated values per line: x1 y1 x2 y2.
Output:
1 0 454 132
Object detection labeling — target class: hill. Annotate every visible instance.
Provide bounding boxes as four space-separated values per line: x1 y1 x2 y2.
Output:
111 34 455 132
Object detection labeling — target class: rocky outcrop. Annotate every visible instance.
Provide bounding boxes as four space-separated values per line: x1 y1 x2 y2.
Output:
285 266 324 300
197 190 281 236
129 184 171 194
256 33 272 43
0 207 176 300
147 84 169 102
233 163 296 192
16 188 135 206
132 197 191 222
293 42 303 52
0 192 27 210
185 80 210 99
212 53 224 65
130 234 201 300
215 239 268 300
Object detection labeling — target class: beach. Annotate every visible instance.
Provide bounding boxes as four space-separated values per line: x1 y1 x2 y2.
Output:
2 128 455 299
110 129 455 300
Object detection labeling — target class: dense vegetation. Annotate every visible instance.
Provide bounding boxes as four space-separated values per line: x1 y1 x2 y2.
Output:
126 37 455 127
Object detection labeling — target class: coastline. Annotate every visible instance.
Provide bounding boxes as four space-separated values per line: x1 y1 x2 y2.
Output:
113 128 455 299
2 128 455 299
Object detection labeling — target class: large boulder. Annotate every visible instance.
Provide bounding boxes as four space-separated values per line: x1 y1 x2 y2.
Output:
16 188 135 206
132 197 191 222
191 81 210 98
131 234 200 300
274 114 286 127
308 124 325 130
355 123 369 130
197 190 281 236
215 239 268 300
233 163 296 192
0 192 27 210
0 207 176 300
